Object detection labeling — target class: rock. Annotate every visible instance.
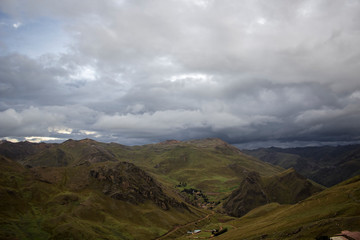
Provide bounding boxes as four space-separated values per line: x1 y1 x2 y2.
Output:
89 162 189 211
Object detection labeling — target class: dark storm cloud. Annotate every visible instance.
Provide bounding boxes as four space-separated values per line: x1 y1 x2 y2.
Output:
0 0 360 146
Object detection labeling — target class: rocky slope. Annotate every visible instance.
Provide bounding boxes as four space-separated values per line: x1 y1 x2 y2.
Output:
89 162 188 210
223 168 324 217
223 171 269 217
0 155 200 240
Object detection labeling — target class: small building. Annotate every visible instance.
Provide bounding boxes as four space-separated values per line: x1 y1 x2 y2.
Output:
194 230 201 234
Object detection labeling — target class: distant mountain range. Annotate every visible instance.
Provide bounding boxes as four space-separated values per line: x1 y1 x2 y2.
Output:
243 144 360 187
0 138 359 239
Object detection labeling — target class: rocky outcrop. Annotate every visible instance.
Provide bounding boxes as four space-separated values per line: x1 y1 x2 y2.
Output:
89 162 188 210
223 169 324 217
223 171 269 217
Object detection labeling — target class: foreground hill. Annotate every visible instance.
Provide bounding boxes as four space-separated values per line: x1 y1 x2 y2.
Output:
243 144 360 187
223 168 324 217
172 175 360 240
216 175 360 240
0 156 205 240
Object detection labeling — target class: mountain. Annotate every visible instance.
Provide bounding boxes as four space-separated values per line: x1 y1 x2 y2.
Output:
0 140 52 162
222 168 324 217
117 138 284 202
0 139 119 167
89 161 187 209
4 138 357 240
222 171 269 217
0 155 205 240
0 138 285 239
215 175 360 240
0 138 284 203
243 144 360 187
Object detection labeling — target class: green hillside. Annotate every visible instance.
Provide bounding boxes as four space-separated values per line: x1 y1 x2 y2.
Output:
215 175 360 240
0 155 207 240
111 138 284 202
0 138 285 239
0 138 284 203
4 138 359 240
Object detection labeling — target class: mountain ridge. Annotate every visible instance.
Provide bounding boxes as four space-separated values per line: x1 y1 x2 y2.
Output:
243 144 360 186
222 168 324 217
0 138 284 203
1 138 360 239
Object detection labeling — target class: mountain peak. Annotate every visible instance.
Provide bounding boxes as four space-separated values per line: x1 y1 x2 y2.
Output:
62 138 99 145
79 138 98 143
187 138 229 146
223 168 323 217
157 139 182 145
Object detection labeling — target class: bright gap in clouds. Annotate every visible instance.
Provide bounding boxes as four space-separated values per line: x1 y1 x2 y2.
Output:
257 18 266 25
69 65 97 81
12 22 22 29
48 127 73 135
168 73 214 83
24 136 65 143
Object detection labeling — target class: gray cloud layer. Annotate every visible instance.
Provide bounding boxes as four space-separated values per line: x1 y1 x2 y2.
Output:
1 0 360 146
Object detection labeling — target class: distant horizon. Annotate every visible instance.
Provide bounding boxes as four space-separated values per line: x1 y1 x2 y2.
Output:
2 136 360 150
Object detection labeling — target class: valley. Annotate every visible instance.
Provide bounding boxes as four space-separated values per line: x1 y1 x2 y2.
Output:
0 138 359 239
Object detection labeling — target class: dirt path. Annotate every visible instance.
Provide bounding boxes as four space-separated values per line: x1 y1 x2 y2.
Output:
155 211 215 240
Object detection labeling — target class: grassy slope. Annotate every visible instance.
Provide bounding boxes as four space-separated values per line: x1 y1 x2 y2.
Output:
3 138 317 239
110 139 284 201
214 175 360 240
2 139 360 240
0 138 283 203
262 168 325 204
0 156 207 240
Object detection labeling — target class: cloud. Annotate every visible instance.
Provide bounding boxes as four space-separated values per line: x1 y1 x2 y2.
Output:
294 103 360 138
0 0 360 146
0 107 65 137
24 136 65 143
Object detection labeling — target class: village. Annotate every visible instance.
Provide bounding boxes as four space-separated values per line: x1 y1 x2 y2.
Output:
176 183 220 210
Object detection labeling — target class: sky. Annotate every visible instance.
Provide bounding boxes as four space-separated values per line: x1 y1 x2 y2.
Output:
0 0 360 148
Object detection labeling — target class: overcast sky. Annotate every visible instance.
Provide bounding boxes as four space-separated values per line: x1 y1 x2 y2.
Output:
1 0 360 148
